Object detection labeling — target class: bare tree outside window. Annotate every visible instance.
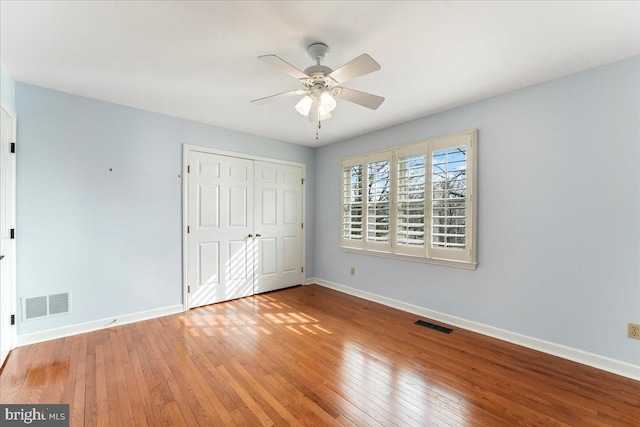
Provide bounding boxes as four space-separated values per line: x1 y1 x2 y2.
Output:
343 165 363 240
432 147 467 248
397 154 426 246
367 160 390 242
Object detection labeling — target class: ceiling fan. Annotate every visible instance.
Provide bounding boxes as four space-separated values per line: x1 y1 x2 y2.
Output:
251 43 384 136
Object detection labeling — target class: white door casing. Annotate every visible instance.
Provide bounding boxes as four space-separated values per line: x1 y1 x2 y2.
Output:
0 101 17 366
183 146 305 310
187 152 255 308
253 161 304 294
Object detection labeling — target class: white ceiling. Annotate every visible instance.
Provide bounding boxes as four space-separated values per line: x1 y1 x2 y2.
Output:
1 1 639 147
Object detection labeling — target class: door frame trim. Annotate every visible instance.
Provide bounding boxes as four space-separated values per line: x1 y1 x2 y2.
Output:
0 98 17 358
181 144 307 311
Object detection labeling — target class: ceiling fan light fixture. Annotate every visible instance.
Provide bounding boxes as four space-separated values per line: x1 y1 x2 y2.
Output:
320 91 337 112
252 43 384 139
318 102 332 121
295 95 313 116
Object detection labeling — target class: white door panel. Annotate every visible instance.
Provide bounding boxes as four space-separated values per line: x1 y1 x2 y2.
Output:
198 242 220 286
188 152 254 308
254 161 304 294
198 184 220 228
283 236 298 272
261 189 277 225
283 190 298 224
228 186 248 227
259 238 277 276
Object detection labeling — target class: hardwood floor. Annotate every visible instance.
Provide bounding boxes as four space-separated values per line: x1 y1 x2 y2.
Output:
1 284 638 426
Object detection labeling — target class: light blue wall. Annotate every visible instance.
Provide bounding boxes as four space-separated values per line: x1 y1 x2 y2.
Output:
15 83 315 334
13 56 639 366
314 56 640 366
0 62 16 110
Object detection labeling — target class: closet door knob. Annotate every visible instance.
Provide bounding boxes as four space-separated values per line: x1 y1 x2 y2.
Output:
255 233 262 238
248 234 253 238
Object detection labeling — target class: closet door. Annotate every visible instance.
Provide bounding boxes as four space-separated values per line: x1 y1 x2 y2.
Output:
254 161 304 294
0 104 16 365
187 152 254 308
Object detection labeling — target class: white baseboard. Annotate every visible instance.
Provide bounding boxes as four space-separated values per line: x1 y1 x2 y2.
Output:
17 304 184 347
309 278 640 381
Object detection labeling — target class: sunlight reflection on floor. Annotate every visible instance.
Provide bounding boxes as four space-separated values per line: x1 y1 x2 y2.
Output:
183 291 333 342
338 338 470 424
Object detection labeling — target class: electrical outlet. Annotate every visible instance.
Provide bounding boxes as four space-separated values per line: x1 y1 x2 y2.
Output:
628 323 640 340
350 267 355 276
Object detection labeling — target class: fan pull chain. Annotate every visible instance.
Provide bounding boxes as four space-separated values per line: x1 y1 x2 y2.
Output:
316 99 321 140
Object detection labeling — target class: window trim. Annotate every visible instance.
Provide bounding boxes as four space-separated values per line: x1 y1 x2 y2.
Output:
340 130 477 269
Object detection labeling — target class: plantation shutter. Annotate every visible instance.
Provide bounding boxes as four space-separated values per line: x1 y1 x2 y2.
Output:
395 143 427 257
365 151 392 253
342 157 365 249
340 130 476 268
428 133 474 263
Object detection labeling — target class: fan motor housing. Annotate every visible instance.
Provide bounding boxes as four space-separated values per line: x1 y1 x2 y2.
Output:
309 83 326 96
303 65 333 78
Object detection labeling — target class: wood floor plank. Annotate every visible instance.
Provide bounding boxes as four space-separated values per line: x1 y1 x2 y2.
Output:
83 352 97 427
111 329 146 426
70 337 88 427
1 284 638 426
167 338 235 425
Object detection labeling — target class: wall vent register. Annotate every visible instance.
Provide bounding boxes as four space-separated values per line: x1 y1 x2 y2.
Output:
23 292 71 320
415 319 453 334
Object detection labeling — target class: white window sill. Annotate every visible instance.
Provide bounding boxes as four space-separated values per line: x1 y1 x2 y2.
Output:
340 246 477 270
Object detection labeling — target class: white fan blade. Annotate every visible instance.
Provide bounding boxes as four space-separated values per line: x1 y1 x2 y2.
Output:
258 55 310 80
335 87 385 110
251 90 306 105
327 54 381 84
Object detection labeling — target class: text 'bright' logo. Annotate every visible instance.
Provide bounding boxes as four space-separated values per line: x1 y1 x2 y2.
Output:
4 407 46 424
2 405 68 425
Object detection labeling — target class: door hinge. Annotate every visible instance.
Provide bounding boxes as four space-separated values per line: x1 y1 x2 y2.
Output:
301 222 304 229
187 165 191 173
10 314 15 325
10 143 15 153
187 285 191 293
301 178 305 185
187 226 190 234
10 229 15 239
300 267 304 273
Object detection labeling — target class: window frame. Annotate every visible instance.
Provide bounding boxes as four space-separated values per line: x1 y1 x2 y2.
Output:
340 130 477 269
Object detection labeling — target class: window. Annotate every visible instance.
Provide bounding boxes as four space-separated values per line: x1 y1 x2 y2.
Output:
396 143 427 257
365 153 391 252
342 163 363 245
340 130 477 268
